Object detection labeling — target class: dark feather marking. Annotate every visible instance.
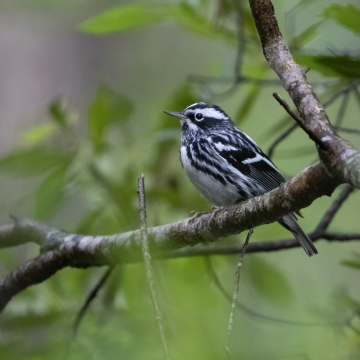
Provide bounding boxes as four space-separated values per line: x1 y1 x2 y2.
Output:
187 143 227 185
218 149 251 175
210 133 285 194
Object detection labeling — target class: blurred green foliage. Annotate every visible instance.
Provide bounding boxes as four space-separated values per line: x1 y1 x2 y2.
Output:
1 0 360 359
323 4 360 36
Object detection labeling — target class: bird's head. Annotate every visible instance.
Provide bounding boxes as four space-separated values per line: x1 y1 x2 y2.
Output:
163 102 233 136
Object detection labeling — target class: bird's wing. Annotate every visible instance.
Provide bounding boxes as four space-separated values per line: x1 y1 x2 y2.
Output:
208 133 285 193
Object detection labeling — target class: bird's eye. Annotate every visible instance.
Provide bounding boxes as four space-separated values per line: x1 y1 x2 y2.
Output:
195 113 204 121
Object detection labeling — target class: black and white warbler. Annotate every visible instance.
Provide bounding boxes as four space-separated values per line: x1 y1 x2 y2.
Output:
164 102 317 256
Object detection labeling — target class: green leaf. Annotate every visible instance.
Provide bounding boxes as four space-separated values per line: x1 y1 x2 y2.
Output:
0 148 71 175
246 256 294 305
295 54 360 78
323 4 360 36
234 85 261 123
171 3 236 45
341 261 360 270
294 0 313 7
35 163 69 220
290 21 323 48
79 3 236 45
79 4 167 33
21 123 57 146
88 85 133 152
49 97 69 128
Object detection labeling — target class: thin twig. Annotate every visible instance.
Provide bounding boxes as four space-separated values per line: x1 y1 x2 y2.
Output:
273 93 328 151
267 123 298 159
72 266 114 336
314 184 354 234
322 79 360 108
335 126 360 135
335 92 350 126
353 87 360 112
205 257 338 327
138 175 170 360
225 228 253 356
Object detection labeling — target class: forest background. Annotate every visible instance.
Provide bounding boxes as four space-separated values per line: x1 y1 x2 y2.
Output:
1 0 360 359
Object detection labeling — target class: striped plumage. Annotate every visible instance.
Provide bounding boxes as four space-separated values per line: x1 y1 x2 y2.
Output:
164 102 317 256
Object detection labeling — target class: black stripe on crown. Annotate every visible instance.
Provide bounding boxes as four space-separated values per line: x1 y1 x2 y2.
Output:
184 102 230 118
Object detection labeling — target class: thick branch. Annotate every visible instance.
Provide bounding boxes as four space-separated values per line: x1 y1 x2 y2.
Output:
0 162 340 312
249 0 360 188
0 163 337 255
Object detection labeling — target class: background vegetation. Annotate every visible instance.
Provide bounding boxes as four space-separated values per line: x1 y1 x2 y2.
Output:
1 0 360 359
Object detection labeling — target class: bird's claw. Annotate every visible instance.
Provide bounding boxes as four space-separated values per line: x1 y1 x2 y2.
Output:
189 210 207 218
188 210 209 225
208 206 224 227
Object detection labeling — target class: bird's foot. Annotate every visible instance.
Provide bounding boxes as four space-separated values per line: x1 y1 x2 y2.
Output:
189 210 208 223
210 206 224 211
188 210 208 225
208 206 224 227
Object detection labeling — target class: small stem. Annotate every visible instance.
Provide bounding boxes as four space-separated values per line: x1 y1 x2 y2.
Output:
72 266 114 336
273 93 328 151
225 228 254 355
138 175 170 360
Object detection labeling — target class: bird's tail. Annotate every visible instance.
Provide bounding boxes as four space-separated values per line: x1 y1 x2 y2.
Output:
278 214 318 257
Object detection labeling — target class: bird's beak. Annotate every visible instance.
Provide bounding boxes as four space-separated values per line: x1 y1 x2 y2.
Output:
163 110 185 119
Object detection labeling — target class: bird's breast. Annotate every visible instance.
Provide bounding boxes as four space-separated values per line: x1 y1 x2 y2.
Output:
179 145 240 206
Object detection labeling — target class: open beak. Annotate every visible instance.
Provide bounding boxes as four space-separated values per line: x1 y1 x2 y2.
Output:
163 110 184 119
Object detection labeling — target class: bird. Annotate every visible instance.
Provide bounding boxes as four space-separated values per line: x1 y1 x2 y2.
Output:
163 102 318 256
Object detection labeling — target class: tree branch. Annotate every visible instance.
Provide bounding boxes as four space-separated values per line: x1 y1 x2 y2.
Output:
0 162 340 312
249 0 360 188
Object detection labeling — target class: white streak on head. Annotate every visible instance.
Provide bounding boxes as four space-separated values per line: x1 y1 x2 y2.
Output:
199 108 228 120
184 102 201 111
183 102 229 121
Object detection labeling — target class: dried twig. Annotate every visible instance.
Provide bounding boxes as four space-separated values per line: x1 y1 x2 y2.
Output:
225 228 253 355
138 175 170 360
